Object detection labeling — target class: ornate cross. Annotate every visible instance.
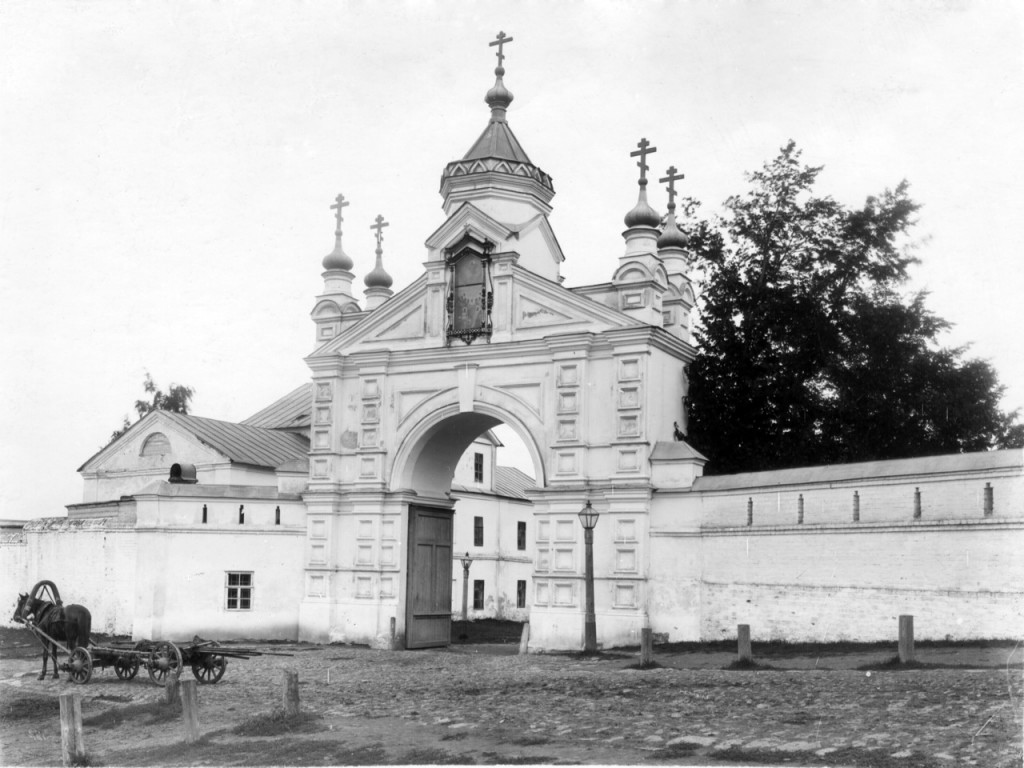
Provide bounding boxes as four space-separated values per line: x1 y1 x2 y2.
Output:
490 31 513 67
659 166 686 208
630 138 657 182
371 214 389 248
330 193 349 231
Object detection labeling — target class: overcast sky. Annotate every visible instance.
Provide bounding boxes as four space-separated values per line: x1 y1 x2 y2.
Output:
2 1 1022 519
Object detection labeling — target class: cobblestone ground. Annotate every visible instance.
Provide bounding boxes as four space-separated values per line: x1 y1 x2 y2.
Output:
1 640 1021 767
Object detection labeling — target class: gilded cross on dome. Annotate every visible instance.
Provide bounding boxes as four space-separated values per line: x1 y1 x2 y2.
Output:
630 138 657 184
371 214 389 248
659 166 686 209
330 193 349 232
489 31 514 68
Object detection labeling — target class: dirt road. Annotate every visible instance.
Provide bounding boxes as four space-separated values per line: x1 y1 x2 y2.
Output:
1 629 1020 767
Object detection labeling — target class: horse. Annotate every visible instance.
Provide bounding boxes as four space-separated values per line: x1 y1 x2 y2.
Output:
12 592 92 681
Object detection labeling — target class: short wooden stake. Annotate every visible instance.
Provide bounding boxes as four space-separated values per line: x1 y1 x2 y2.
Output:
164 675 180 706
180 679 200 744
640 627 653 666
898 615 915 664
283 670 300 717
59 692 85 766
737 624 752 663
518 621 530 655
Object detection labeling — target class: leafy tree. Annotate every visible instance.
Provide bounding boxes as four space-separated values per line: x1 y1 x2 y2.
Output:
110 373 195 442
685 141 1022 474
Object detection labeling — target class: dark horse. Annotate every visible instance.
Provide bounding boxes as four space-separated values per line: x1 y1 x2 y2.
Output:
13 582 91 681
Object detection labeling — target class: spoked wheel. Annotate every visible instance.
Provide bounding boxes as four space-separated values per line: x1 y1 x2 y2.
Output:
114 654 140 681
67 647 93 685
191 653 227 684
147 642 182 684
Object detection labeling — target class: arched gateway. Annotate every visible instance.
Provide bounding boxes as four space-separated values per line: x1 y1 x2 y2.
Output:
296 34 705 650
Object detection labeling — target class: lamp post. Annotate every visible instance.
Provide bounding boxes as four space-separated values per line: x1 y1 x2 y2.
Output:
578 500 600 653
460 552 473 623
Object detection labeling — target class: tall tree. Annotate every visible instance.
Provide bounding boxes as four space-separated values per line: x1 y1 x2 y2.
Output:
685 142 1021 474
110 373 195 442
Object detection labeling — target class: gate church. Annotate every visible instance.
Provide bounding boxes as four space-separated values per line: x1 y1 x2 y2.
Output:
301 32 701 649
4 34 1022 648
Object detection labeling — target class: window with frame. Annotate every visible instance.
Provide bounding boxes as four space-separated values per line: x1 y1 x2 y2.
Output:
516 580 527 609
517 521 527 551
226 572 253 611
473 516 484 547
473 452 484 483
473 579 485 610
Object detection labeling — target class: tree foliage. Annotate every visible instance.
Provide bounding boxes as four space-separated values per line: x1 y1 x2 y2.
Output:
685 141 1022 474
110 373 195 442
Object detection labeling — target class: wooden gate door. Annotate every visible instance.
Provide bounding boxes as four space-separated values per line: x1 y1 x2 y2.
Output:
406 505 454 649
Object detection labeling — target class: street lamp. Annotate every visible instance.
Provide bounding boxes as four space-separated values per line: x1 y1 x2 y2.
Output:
460 552 473 623
578 501 600 652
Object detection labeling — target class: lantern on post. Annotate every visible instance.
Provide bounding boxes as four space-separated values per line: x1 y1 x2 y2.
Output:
577 501 600 652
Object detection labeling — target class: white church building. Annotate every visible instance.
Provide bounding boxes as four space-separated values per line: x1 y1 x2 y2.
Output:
3 34 1022 650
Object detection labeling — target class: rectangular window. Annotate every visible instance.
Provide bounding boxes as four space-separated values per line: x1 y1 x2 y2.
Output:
517 521 526 551
474 516 484 547
473 452 484 483
473 579 485 610
226 572 253 611
516 580 527 609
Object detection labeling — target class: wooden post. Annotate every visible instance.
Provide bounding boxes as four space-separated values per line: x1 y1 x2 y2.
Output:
164 675 180 706
59 692 85 766
898 615 915 664
640 627 653 666
179 679 200 744
737 624 752 663
283 670 300 717
518 621 530 655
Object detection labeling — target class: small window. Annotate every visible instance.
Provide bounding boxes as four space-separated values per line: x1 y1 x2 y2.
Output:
140 432 170 456
516 580 526 609
517 521 527 551
474 516 484 547
226 572 253 611
473 579 485 610
473 452 484 483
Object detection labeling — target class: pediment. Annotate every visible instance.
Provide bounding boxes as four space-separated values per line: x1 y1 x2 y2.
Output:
371 302 426 342
424 203 514 253
313 275 432 355
79 412 227 474
511 269 640 334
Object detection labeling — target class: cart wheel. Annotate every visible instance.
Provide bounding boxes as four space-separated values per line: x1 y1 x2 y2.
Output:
147 642 182 684
114 654 139 681
191 654 227 684
68 647 93 685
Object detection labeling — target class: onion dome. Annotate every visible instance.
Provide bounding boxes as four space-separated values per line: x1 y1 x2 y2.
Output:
624 183 662 229
323 193 354 271
485 64 514 118
658 208 689 249
624 138 661 229
364 214 393 289
364 251 393 289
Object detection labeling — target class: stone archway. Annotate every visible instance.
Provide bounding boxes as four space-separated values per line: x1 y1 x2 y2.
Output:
392 403 546 648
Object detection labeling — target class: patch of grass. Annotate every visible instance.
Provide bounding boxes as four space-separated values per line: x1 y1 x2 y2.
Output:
92 694 132 703
399 747 465 764
711 745 940 767
81 700 179 730
104 737 390 767
624 660 662 670
647 741 701 759
231 707 323 736
440 731 468 741
0 694 57 719
856 655 928 671
508 734 553 747
724 658 775 671
484 755 556 765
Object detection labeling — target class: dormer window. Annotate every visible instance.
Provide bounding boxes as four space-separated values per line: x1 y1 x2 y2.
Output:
445 233 495 345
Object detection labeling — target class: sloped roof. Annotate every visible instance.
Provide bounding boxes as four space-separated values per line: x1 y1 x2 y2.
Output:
241 383 312 430
463 119 532 164
494 466 535 499
158 412 309 469
692 449 1023 492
